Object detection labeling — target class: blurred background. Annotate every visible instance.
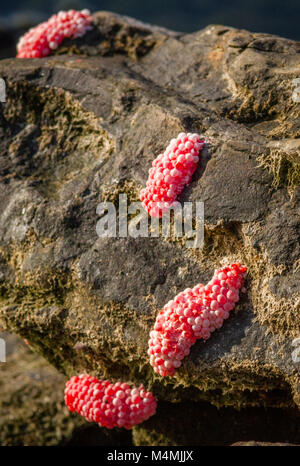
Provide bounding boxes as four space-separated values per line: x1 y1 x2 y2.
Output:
1 0 300 58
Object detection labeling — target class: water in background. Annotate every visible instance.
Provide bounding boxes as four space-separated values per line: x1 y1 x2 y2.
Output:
0 0 299 58
0 0 299 39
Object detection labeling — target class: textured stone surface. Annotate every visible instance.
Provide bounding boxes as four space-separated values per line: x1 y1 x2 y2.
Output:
0 11 299 442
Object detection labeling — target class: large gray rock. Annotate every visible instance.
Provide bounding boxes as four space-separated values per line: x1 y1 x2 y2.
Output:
0 11 299 442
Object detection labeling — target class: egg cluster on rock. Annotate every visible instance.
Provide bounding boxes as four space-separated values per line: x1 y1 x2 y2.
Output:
65 374 157 429
17 9 93 58
148 263 247 377
140 132 204 217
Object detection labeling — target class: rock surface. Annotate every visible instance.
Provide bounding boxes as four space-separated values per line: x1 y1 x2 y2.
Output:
132 400 300 445
0 11 299 443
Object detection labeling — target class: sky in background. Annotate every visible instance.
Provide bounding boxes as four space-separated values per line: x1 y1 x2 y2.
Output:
0 0 300 40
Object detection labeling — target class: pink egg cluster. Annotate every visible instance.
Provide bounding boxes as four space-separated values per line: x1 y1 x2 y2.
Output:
65 374 157 429
140 132 204 217
148 263 247 377
16 9 93 58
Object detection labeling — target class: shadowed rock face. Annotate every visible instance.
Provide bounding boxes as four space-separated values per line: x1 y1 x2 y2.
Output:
0 10 299 435
132 400 300 446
